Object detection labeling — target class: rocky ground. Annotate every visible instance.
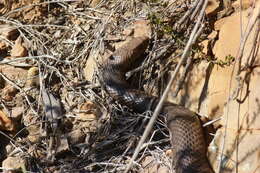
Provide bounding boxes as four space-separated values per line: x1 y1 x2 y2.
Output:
0 0 259 173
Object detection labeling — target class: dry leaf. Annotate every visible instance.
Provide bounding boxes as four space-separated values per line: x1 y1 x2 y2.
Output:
90 0 101 7
42 88 63 133
0 25 19 40
0 41 7 53
0 110 15 131
2 85 18 101
10 37 28 57
78 101 100 121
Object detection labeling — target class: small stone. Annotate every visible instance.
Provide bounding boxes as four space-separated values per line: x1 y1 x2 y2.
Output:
26 67 39 87
205 0 219 16
5 144 14 155
200 40 210 55
10 106 24 121
134 20 152 38
208 31 218 40
53 30 62 38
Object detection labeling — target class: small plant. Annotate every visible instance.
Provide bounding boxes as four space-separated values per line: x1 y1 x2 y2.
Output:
214 54 235 67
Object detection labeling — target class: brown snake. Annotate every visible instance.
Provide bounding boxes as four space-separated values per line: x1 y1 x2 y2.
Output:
100 36 214 173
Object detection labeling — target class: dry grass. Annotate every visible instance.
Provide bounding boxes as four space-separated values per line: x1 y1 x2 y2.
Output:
0 0 259 173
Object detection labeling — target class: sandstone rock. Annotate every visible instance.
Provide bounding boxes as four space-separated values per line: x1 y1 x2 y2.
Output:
134 20 152 38
122 27 134 36
26 66 39 87
170 4 260 173
232 0 259 10
0 65 28 82
206 0 219 16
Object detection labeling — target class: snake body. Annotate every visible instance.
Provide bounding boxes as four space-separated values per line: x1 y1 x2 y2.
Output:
100 36 214 173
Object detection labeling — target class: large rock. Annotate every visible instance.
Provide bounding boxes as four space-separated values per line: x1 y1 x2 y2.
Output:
169 2 260 173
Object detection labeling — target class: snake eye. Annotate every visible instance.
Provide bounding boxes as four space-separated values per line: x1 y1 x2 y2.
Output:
109 55 115 60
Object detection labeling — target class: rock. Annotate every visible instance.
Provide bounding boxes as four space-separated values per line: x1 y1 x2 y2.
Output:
232 0 258 10
134 20 152 38
122 27 134 36
26 66 39 87
206 0 220 16
200 40 210 55
0 65 28 82
2 156 27 173
169 4 260 173
10 106 24 121
10 37 28 58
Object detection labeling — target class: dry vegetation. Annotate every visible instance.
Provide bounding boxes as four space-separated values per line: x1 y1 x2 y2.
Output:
0 0 259 173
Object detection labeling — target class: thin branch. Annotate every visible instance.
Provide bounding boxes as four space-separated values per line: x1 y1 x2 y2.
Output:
124 0 209 172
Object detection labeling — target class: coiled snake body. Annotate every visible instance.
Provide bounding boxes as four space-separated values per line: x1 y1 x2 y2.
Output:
100 36 214 173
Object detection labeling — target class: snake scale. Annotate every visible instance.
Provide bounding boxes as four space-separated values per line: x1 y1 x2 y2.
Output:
100 36 214 173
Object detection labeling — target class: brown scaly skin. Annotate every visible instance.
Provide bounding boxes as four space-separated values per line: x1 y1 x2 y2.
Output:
100 36 214 173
